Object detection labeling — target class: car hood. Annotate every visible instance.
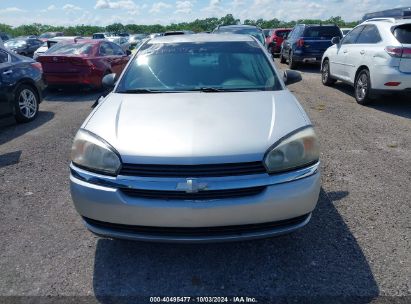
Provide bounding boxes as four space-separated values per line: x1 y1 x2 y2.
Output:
84 91 310 164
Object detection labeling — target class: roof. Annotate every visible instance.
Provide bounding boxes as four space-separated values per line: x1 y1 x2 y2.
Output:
362 18 411 25
149 33 255 44
296 24 338 27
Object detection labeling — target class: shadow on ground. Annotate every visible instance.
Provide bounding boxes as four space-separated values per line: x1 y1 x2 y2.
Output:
0 111 54 146
296 64 321 75
92 188 378 302
44 88 102 102
0 150 22 168
332 82 411 119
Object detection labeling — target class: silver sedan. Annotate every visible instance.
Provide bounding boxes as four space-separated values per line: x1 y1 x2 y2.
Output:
70 34 321 242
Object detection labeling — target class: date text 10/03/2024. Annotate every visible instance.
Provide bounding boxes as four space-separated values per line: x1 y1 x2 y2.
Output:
149 297 258 303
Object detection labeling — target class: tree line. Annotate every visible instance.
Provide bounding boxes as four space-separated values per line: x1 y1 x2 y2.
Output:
0 14 359 37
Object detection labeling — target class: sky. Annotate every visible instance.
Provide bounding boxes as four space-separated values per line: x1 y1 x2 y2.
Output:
0 0 409 27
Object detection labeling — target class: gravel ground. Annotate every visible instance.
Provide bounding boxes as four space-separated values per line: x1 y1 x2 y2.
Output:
0 61 410 303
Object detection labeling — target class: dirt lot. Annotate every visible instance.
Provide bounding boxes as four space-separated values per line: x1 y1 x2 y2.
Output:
0 60 410 303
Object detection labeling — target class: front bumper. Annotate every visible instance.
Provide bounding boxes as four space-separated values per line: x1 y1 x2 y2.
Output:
70 162 321 242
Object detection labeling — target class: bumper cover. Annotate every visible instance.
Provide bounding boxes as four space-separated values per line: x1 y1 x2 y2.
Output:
83 213 312 243
70 162 321 242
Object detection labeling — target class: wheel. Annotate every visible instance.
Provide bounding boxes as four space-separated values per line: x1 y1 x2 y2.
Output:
288 52 298 69
354 69 372 105
267 45 273 57
14 85 39 123
280 50 286 63
321 60 336 86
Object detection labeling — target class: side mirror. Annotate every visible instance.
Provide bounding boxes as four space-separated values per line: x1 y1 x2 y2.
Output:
126 49 132 56
283 70 302 85
102 73 116 89
331 36 341 45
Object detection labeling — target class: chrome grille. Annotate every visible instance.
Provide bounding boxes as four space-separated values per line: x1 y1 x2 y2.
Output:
119 162 267 177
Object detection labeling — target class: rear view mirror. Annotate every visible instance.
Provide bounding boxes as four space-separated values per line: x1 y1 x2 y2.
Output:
102 73 116 89
331 36 341 45
283 70 302 85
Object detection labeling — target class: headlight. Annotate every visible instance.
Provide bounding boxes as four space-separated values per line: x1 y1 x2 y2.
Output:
71 129 121 175
264 126 319 173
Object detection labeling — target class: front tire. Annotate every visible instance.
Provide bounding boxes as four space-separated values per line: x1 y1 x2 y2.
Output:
280 50 286 63
14 85 39 123
354 69 372 105
321 60 336 86
289 52 298 69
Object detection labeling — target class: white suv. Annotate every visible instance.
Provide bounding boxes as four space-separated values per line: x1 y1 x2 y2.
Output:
321 18 411 104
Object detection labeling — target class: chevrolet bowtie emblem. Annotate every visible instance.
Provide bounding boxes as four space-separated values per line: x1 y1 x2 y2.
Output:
176 179 208 193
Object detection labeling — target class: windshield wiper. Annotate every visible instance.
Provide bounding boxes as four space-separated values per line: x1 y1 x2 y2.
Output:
197 87 227 92
185 87 243 92
117 89 163 94
188 87 267 92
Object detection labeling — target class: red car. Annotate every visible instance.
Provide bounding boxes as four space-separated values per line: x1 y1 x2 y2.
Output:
266 28 292 56
38 39 130 89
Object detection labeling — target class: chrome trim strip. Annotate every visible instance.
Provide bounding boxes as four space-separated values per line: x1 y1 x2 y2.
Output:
84 213 311 243
70 161 320 191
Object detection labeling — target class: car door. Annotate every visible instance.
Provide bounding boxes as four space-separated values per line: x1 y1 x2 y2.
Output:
330 25 364 79
337 25 365 81
348 25 382 82
0 49 14 117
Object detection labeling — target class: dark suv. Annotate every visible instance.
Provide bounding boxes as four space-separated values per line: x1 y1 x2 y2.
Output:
280 24 342 69
0 47 46 123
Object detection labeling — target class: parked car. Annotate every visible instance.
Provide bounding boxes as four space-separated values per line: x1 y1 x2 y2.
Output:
0 37 3 48
39 32 64 42
149 33 163 38
33 36 84 60
213 25 266 46
129 34 148 48
0 32 12 42
118 32 130 37
321 18 411 105
106 36 130 52
280 24 342 69
37 39 129 90
0 47 46 122
92 32 110 39
163 31 194 36
362 7 411 22
340 28 353 37
266 28 292 56
69 34 320 242
4 37 43 57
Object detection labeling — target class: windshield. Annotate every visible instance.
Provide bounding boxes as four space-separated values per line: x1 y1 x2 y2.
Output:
303 26 342 38
5 39 26 48
116 41 281 93
45 42 94 55
93 34 105 39
215 27 265 44
39 33 56 39
276 30 290 37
